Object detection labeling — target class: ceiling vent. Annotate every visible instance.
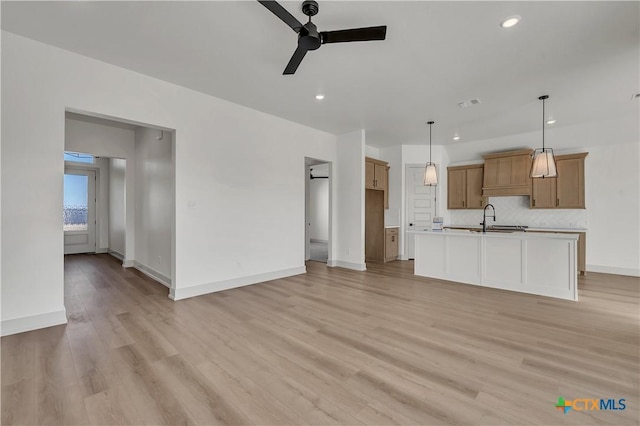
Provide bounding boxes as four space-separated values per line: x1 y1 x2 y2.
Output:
458 98 481 108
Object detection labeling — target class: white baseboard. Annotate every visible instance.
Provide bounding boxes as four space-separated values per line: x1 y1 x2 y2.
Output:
586 264 640 277
96 248 108 254
310 239 328 243
1 309 67 337
169 266 306 301
134 261 171 288
122 259 135 268
108 250 124 261
327 260 366 271
399 254 410 261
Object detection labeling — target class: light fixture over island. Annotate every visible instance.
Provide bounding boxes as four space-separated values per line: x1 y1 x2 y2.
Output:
409 229 578 301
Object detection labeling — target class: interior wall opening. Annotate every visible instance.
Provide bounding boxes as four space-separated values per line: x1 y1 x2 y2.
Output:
305 158 331 264
63 111 176 292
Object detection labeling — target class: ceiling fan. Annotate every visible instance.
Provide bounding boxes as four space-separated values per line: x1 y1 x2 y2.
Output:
258 0 387 75
309 168 329 179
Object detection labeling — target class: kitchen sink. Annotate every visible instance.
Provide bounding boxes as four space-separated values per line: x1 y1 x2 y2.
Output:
468 229 515 233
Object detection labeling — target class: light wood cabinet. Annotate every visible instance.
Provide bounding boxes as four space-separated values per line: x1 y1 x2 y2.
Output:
530 153 587 209
365 189 385 262
482 149 533 197
531 176 557 208
447 164 485 209
365 157 389 209
384 227 399 262
557 153 586 208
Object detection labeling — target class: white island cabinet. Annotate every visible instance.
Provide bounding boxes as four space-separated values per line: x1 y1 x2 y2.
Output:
409 230 578 301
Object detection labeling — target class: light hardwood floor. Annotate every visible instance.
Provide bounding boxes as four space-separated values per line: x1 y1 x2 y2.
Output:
2 254 638 425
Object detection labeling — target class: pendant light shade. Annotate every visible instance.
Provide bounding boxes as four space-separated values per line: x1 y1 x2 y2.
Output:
531 148 557 177
531 95 557 178
424 121 438 186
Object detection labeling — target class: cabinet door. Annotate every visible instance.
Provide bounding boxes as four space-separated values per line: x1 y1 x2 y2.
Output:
466 167 485 209
385 230 398 261
374 163 387 191
531 177 557 208
365 161 375 189
557 158 585 208
384 166 390 209
447 169 466 209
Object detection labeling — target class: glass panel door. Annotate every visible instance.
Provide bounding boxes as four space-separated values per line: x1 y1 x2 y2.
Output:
64 169 96 254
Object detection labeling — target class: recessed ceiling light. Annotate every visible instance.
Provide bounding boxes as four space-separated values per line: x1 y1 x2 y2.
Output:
500 15 521 29
453 135 461 141
315 94 325 100
546 119 556 124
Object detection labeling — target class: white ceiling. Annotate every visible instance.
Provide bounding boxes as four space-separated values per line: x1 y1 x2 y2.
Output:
3 1 639 148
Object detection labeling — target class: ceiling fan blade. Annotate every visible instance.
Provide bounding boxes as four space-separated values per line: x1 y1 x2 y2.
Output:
283 46 308 75
320 26 387 44
258 1 303 33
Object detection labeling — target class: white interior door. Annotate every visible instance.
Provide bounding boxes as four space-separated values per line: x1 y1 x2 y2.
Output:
406 165 437 259
64 169 96 254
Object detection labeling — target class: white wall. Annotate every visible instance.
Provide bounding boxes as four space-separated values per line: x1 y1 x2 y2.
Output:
108 158 126 257
309 163 329 242
1 31 343 334
585 142 639 276
331 130 365 270
134 128 173 284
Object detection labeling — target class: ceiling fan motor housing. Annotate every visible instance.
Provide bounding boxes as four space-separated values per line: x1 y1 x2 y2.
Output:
299 22 321 50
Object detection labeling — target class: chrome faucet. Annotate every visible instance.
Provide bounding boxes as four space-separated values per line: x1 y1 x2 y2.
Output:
482 204 496 233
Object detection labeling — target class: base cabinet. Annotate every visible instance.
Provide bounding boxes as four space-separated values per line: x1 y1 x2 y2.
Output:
384 228 399 262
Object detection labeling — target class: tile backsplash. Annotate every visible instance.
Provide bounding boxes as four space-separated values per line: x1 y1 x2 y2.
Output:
448 196 588 228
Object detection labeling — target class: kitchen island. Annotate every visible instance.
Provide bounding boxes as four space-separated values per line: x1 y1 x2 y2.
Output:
409 229 578 301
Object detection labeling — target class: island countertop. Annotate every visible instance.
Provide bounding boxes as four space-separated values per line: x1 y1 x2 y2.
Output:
412 230 578 301
407 228 579 240
443 225 587 232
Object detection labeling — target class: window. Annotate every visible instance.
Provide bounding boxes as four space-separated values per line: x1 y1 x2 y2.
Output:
64 151 94 164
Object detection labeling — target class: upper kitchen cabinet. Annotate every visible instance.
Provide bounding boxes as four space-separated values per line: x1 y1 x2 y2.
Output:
447 164 485 209
365 157 390 208
531 176 557 208
531 152 587 209
482 149 533 197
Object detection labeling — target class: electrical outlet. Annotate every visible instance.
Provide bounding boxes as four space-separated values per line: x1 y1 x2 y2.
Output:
157 255 162 265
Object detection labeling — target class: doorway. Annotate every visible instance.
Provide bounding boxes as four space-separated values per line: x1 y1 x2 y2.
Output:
305 158 331 263
64 168 96 254
405 164 437 259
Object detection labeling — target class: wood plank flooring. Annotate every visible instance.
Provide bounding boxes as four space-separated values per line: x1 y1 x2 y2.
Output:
2 254 638 425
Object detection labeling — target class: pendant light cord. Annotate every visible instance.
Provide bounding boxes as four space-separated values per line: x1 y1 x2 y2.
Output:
542 97 545 151
429 122 432 162
427 120 434 163
539 95 548 151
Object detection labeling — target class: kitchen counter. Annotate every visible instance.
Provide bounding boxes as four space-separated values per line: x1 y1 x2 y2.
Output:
444 225 587 232
411 229 578 301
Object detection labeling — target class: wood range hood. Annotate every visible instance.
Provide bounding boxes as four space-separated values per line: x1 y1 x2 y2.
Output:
482 149 533 197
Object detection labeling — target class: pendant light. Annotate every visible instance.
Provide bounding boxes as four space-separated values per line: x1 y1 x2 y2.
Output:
424 121 438 186
530 95 557 178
